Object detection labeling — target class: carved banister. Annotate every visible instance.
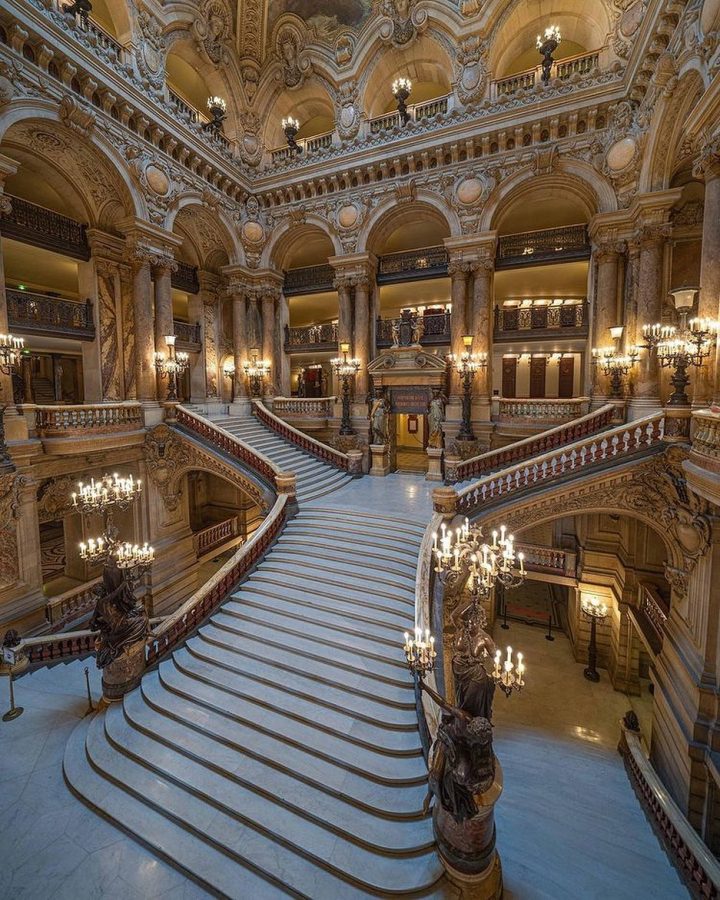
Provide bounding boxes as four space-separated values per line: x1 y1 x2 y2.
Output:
272 396 337 419
253 400 360 474
46 577 103 629
12 629 98 666
448 403 615 484
35 402 143 436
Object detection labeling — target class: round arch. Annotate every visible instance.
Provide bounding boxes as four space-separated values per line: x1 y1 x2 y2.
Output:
91 0 133 43
258 78 336 151
262 218 341 269
358 194 459 254
167 195 244 267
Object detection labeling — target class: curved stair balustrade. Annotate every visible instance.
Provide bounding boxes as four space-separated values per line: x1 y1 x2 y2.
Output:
147 494 289 665
272 396 337 419
456 413 665 516
8 629 98 669
619 724 720 898
253 399 360 474
447 403 617 484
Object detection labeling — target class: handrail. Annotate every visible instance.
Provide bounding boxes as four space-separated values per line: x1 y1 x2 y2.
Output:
147 494 288 664
516 543 576 576
175 405 285 488
496 397 590 422
12 629 98 666
272 397 337 418
456 413 665 516
619 725 720 897
46 577 103 628
193 517 240 556
253 400 357 473
448 403 616 483
36 402 143 435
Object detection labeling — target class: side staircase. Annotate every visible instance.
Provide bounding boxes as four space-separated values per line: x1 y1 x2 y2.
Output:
64 507 445 897
210 411 354 503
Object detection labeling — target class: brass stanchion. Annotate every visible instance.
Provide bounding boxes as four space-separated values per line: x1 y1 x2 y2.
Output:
83 666 95 716
2 673 23 722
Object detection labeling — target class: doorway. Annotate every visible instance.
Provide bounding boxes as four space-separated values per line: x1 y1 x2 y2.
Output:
395 413 427 473
529 356 547 398
558 357 575 398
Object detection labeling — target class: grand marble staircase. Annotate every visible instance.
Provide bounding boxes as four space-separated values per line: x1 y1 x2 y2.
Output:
64 506 445 897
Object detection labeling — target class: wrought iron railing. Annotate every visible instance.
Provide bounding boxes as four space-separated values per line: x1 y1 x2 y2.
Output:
35 403 143 436
171 261 200 294
376 312 451 346
377 246 449 282
494 301 587 335
193 517 240 556
1 195 89 259
283 264 335 295
173 320 201 345
284 322 338 350
496 225 590 267
8 289 95 340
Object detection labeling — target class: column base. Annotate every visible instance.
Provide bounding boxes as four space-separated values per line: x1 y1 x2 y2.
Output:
442 852 503 900
101 638 147 702
228 400 252 417
369 443 391 476
627 397 663 420
426 447 443 481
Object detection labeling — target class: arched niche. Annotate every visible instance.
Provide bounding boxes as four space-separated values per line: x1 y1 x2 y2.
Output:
270 224 339 330
491 2 610 77
262 81 335 150
360 198 454 255
91 0 133 43
165 40 234 128
492 179 594 235
361 34 453 119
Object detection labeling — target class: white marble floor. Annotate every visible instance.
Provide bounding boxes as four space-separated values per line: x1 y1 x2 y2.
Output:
492 621 687 899
306 471 435 521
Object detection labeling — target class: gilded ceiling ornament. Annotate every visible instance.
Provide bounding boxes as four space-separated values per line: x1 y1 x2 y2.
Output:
276 24 310 89
377 0 426 46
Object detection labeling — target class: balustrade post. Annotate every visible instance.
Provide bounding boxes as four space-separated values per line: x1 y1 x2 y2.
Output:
694 141 720 406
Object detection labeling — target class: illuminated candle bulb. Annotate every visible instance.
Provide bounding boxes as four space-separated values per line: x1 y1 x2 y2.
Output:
404 631 409 647
506 645 512 664
432 532 438 552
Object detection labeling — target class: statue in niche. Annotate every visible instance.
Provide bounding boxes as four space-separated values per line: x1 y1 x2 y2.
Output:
427 388 446 449
369 387 390 444
89 562 149 669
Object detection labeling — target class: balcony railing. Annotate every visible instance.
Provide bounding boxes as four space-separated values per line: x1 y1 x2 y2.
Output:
46 577 103 629
284 322 338 352
284 264 335 296
494 301 587 338
172 261 200 294
377 246 449 283
369 95 451 133
168 88 210 126
516 543 577 579
8 289 95 340
496 398 590 423
35 402 144 437
496 225 590 268
271 131 334 163
193 517 240 557
491 49 602 98
173 320 201 346
1 195 89 260
376 311 451 347
272 397 336 419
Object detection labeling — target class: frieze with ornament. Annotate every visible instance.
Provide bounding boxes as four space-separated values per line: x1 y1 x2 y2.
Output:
0 472 20 588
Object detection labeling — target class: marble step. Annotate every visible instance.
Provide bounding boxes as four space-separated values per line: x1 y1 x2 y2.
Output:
207 612 410 683
195 619 414 703
265 549 416 591
140 674 427 817
232 583 412 633
280 527 422 561
247 569 415 615
63 717 294 900
176 641 419 748
86 712 428 899
256 560 416 605
300 507 428 535
300 476 354 501
185 628 416 720
159 658 427 783
120 690 432 853
288 515 425 545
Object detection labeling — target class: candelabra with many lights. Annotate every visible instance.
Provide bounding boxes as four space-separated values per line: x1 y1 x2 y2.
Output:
331 342 361 435
243 348 271 398
537 25 562 83
592 325 640 398
0 332 25 467
282 116 302 155
204 96 227 133
580 595 608 682
223 360 237 400
450 335 488 442
154 335 189 402
641 288 719 406
392 77 412 125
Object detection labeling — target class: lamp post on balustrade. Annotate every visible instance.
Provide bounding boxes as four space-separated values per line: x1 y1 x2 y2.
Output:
581 595 608 682
154 335 189 402
0 332 24 469
282 116 302 156
450 335 487 442
204 96 227 134
331 342 361 435
592 325 640 399
537 25 561 83
392 77 412 125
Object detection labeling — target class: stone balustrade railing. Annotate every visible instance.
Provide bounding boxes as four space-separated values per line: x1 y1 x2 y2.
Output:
690 409 720 469
619 724 720 898
490 49 603 99
253 400 362 474
193 517 240 556
271 131 335 163
44 1 127 61
11 630 98 667
175 406 286 489
46 577 102 629
448 403 614 483
495 397 590 423
147 494 288 664
638 582 669 648
35 402 144 436
455 413 665 516
272 397 337 419
516 543 577 578
369 94 451 133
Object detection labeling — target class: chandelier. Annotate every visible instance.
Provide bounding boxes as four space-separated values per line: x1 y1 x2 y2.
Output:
72 473 142 515
243 348 271 397
392 77 412 126
433 520 526 597
0 333 24 375
403 626 437 678
331 342 361 436
282 116 302 155
592 326 640 398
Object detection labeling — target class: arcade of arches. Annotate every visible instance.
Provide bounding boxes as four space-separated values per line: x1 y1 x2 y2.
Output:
1 0 720 897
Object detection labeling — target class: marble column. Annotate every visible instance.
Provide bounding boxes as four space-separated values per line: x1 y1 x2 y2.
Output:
198 272 220 402
131 256 157 402
695 141 720 405
470 259 493 403
261 289 276 396
153 262 175 401
448 262 470 396
593 242 623 394
633 225 669 409
353 275 371 399
334 275 353 349
232 290 248 400
277 290 291 397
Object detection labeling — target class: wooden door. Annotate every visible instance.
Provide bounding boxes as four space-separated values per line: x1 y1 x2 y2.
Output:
558 357 574 398
502 357 517 398
529 357 547 398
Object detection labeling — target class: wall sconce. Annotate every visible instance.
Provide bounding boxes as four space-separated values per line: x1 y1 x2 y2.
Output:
536 25 562 83
282 116 302 155
204 96 227 133
392 77 412 125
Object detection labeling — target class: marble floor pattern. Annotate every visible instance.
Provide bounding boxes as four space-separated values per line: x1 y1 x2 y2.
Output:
0 471 688 898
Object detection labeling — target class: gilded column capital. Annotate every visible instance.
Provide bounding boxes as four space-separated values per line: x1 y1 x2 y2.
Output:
693 137 720 181
447 259 472 279
594 240 626 262
636 223 672 247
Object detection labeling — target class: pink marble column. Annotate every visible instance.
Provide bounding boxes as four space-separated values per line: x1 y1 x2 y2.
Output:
593 242 623 394
261 289 277 396
448 261 470 396
232 291 248 400
695 141 720 404
334 275 353 349
153 261 175 401
353 275 371 399
131 256 157 402
470 259 493 400
634 225 669 404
